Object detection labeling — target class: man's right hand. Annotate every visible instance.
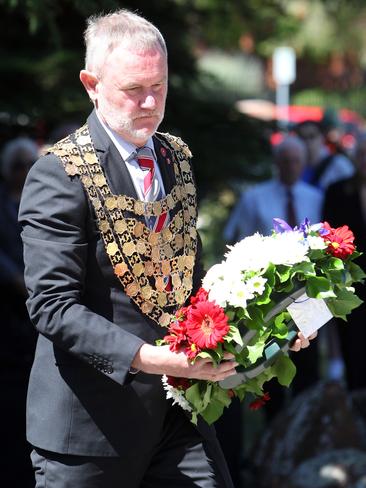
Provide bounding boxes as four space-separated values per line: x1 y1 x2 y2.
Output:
131 344 238 382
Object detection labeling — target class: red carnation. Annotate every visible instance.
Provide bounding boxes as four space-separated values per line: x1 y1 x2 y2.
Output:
185 342 201 360
164 320 188 352
185 300 229 349
249 392 271 411
321 221 355 259
175 306 188 321
190 287 209 305
166 376 191 390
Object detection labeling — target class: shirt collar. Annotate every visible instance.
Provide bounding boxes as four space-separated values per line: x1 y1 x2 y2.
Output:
275 178 301 193
96 111 156 162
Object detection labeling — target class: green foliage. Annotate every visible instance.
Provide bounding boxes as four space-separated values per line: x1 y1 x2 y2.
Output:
327 288 364 320
272 353 296 387
293 87 366 118
1 0 271 194
185 380 231 425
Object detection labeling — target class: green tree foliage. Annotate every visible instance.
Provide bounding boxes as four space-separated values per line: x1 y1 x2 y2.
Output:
1 0 271 196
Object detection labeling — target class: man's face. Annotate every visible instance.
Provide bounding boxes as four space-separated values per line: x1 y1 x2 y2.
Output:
276 146 305 186
297 123 323 162
89 44 168 146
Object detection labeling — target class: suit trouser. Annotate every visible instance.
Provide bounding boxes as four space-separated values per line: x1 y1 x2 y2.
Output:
31 406 235 488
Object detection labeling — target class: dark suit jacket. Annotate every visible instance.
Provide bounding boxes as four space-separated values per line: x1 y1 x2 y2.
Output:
323 176 366 272
19 111 206 462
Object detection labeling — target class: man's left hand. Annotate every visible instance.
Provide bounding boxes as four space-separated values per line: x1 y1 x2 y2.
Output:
290 331 318 352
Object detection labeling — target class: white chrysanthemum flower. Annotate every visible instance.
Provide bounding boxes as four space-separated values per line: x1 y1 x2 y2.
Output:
225 231 309 272
202 262 226 290
208 283 230 307
227 274 254 308
245 275 267 296
268 231 309 266
225 233 271 272
162 375 192 412
204 262 243 307
307 235 327 250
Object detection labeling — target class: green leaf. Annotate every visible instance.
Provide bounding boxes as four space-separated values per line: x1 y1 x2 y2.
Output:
308 249 325 261
347 261 366 283
272 312 290 338
236 307 249 320
196 351 218 364
325 269 347 284
223 341 238 355
306 276 336 299
245 305 265 330
226 310 236 321
263 263 276 288
326 288 363 320
185 383 209 413
256 283 272 305
327 257 345 270
198 384 232 425
272 353 296 386
238 367 275 396
276 265 292 283
228 325 244 347
292 261 316 276
246 341 266 364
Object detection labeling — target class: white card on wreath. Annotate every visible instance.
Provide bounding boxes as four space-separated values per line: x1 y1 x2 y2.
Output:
287 292 333 338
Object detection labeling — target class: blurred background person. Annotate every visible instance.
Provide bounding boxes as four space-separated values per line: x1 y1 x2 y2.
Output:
320 107 348 157
0 136 39 487
224 135 323 242
296 119 354 191
323 132 366 391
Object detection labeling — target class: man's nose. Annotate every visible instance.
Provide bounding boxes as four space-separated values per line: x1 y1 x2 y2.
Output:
141 94 156 109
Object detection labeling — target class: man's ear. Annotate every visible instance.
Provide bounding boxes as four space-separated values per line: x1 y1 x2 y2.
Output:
80 70 99 103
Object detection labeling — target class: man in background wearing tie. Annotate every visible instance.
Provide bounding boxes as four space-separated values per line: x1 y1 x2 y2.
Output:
224 135 323 242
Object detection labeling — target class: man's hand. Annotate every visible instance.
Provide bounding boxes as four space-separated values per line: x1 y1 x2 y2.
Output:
289 331 318 352
131 344 238 382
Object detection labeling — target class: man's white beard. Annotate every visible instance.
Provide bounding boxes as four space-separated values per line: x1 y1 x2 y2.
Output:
100 103 164 141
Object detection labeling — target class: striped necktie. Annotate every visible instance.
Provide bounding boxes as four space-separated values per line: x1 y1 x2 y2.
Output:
136 146 168 232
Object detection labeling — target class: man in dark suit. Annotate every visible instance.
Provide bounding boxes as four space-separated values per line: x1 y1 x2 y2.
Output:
19 9 238 488
19 9 313 487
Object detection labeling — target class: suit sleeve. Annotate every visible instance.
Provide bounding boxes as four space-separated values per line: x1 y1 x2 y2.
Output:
19 154 145 386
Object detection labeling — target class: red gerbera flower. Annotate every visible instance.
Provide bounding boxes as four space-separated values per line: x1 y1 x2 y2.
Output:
249 392 271 411
185 300 229 349
321 221 355 259
190 287 209 305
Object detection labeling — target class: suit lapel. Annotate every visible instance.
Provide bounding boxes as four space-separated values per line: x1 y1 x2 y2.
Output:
153 135 176 195
87 111 138 198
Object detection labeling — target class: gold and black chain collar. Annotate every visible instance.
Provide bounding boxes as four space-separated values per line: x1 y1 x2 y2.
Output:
48 124 198 327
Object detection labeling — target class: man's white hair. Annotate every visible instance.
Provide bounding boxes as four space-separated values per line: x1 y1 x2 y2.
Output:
84 9 167 76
